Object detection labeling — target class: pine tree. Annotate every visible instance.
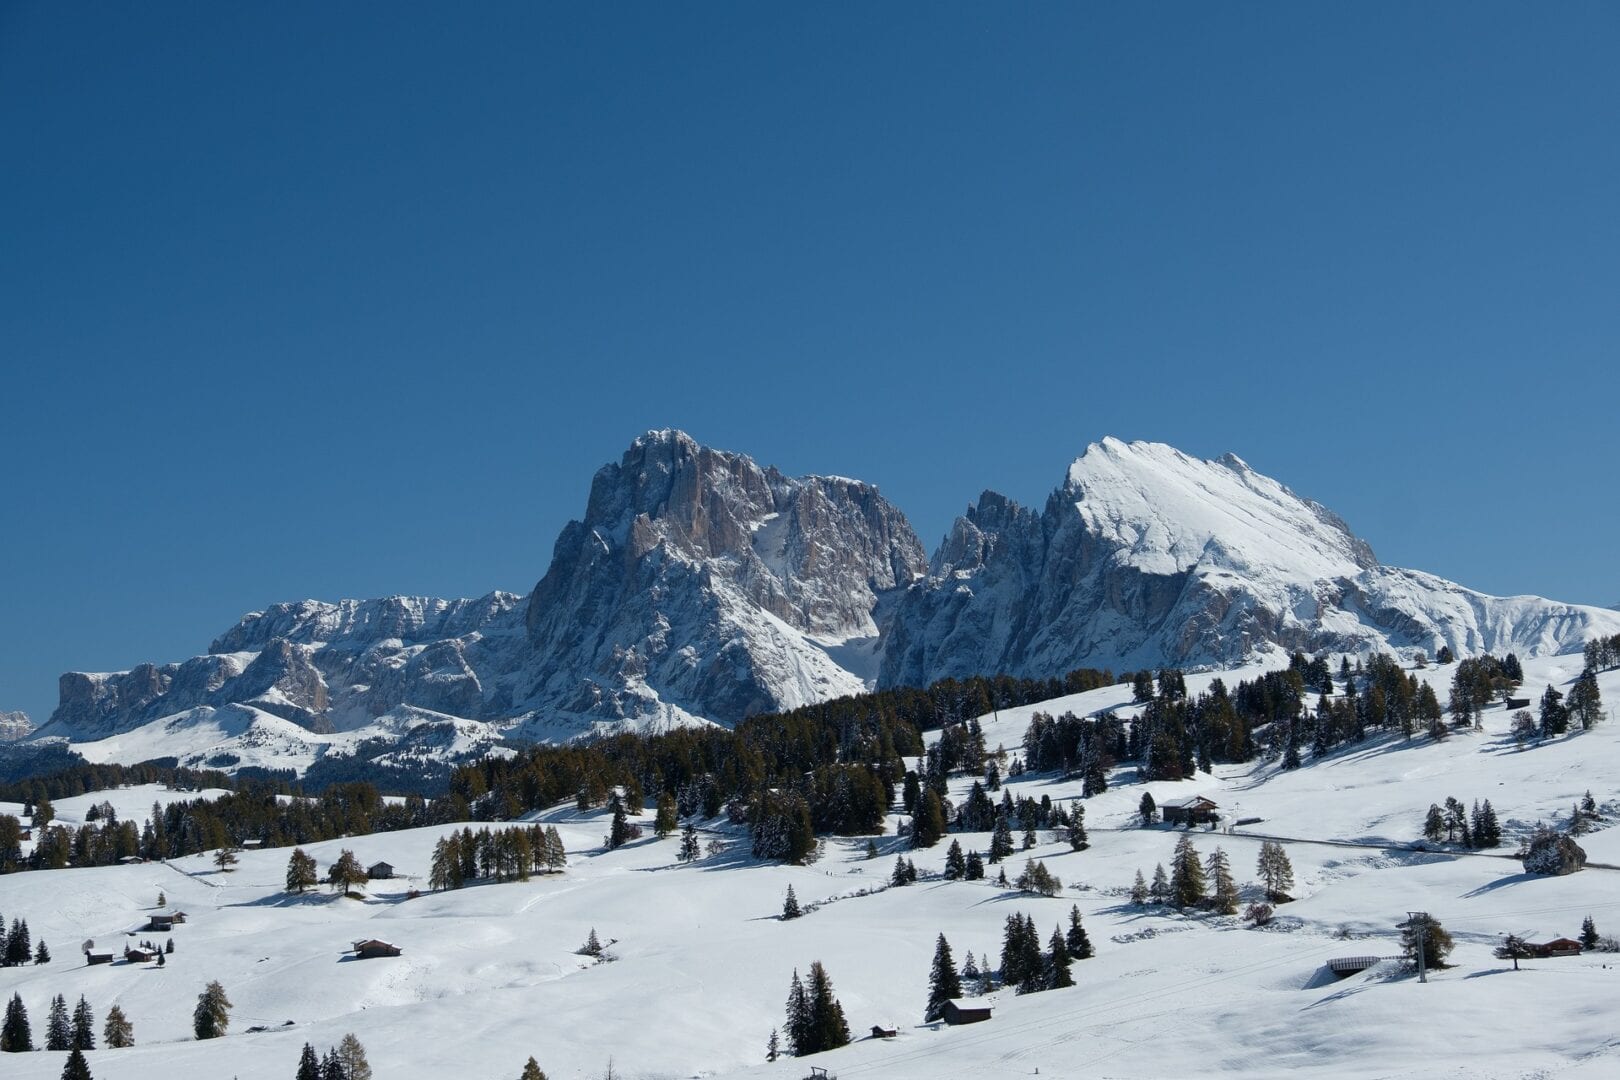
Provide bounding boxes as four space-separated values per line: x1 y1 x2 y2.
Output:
944 839 966 880
337 1032 373 1080
35 940 50 964
71 996 95 1050
1569 670 1605 730
1150 863 1170 903
782 885 801 920
678 823 701 863
891 854 912 886
193 980 232 1039
960 951 980 989
765 1029 779 1062
1066 802 1089 851
1423 804 1446 843
321 1048 345 1080
1400 913 1455 970
580 928 602 957
103 1005 133 1049
912 790 946 849
1170 834 1206 908
61 1047 93 1080
47 994 71 1051
607 798 631 850
1139 791 1157 827
1045 926 1073 989
964 848 985 880
1477 800 1502 848
1 992 32 1052
1065 905 1094 959
1540 685 1569 738
1130 869 1149 905
1581 915 1600 950
924 933 962 1021
286 848 319 893
784 969 809 1057
1206 846 1239 914
804 961 851 1054
988 816 1015 862
296 1043 323 1080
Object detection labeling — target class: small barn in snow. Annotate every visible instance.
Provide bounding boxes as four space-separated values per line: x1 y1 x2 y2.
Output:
351 939 402 959
1161 796 1220 826
940 999 992 1025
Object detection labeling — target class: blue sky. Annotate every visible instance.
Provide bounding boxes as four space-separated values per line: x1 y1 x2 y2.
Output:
3 4 1617 724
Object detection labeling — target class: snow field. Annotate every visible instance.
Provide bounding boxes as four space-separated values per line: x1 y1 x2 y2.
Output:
0 655 1616 1078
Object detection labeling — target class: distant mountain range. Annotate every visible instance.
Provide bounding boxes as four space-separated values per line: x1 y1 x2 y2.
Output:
32 431 1620 776
0 711 32 742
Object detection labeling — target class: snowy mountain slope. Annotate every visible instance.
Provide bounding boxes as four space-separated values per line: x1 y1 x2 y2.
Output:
880 438 1620 685
2 656 1618 1080
0 710 32 742
33 433 1620 776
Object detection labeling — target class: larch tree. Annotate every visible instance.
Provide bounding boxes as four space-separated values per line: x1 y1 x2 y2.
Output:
1206 847 1239 914
1257 840 1294 902
519 1055 548 1080
102 1004 133 1049
327 849 367 894
1170 834 1206 909
286 848 319 893
336 1032 373 1080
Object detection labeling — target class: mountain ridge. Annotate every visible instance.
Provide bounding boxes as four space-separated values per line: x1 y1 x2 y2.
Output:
33 432 1620 773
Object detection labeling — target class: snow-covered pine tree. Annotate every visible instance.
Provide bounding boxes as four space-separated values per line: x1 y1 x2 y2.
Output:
944 839 966 879
784 970 809 1057
965 849 985 880
1581 915 1599 950
678 823 701 863
782 885 801 920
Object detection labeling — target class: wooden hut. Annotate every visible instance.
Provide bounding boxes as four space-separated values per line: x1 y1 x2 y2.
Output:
148 910 188 931
1161 796 1220 826
367 861 395 880
940 999 992 1026
351 939 402 960
1527 938 1583 958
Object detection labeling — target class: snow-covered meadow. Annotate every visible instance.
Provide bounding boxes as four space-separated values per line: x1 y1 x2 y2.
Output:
2 655 1618 1079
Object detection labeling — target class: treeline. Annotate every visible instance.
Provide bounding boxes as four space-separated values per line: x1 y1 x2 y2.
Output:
0 760 233 805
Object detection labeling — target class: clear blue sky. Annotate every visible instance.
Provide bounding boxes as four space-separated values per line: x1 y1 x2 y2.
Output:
3 4 1617 724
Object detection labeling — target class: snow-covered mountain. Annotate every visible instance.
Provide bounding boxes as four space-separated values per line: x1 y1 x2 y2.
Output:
36 430 927 765
0 710 32 742
881 438 1619 684
33 433 1620 774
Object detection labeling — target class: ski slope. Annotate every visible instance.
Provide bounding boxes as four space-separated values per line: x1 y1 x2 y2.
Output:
1 655 1617 1079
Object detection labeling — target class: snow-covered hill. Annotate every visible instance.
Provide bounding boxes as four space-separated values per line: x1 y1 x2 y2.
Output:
2 655 1618 1080
32 433 1620 774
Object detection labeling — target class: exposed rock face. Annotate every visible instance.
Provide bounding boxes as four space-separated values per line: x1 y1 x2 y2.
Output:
518 429 927 728
880 438 1620 684
0 711 32 742
1522 829 1587 876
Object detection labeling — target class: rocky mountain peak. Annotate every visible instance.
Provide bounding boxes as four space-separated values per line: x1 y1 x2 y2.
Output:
0 710 33 742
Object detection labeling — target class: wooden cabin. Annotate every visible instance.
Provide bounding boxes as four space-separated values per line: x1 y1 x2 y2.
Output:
870 1024 897 1039
1527 938 1583 958
85 950 115 966
367 861 395 880
147 910 188 931
1161 796 1220 826
351 939 402 960
124 946 157 963
1504 697 1531 710
940 999 992 1026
